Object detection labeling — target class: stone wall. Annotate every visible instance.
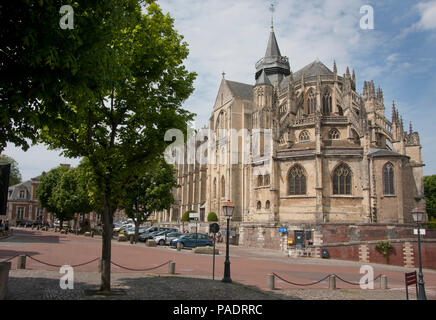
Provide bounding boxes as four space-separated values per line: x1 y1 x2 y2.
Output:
237 222 436 269
321 240 436 270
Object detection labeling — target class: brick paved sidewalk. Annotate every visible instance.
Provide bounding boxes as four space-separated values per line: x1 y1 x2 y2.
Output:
6 269 420 300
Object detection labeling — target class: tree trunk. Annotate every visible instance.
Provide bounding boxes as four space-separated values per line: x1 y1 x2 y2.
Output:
135 219 139 244
100 202 114 292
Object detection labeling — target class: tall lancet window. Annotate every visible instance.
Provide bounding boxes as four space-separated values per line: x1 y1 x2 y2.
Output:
333 164 352 195
383 163 395 195
288 165 306 195
322 89 332 114
221 176 225 198
307 89 316 114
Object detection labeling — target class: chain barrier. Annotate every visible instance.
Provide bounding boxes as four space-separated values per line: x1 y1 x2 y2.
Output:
2 254 172 272
333 273 382 286
272 272 331 287
0 254 20 263
26 255 100 268
110 260 172 272
272 272 383 287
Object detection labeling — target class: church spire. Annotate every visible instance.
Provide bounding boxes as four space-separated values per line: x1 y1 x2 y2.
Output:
265 23 282 57
255 6 290 84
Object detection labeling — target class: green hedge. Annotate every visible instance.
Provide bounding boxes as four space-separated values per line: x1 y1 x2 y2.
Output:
207 212 218 222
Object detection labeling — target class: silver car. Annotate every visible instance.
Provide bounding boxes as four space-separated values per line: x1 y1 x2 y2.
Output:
163 232 183 245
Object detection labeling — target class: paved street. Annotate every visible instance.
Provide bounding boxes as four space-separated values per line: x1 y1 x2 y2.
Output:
2 228 436 300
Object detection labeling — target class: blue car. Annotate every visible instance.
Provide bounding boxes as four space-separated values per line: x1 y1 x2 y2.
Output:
170 233 213 249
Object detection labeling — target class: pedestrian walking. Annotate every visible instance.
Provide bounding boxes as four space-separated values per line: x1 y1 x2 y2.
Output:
5 220 9 234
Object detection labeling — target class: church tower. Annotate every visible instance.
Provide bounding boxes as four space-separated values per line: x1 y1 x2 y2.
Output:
255 24 291 86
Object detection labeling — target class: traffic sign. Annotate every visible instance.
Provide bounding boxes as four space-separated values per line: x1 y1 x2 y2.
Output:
189 212 200 219
413 229 426 235
278 227 288 233
210 223 220 233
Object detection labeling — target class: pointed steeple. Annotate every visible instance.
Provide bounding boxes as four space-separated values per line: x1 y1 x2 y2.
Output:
265 27 282 58
392 101 396 122
255 23 290 84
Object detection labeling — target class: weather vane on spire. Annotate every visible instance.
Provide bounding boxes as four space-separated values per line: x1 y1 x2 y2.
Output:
269 2 275 29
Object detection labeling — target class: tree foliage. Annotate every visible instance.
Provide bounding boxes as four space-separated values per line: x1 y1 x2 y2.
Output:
0 154 22 186
52 165 93 219
121 158 178 241
32 1 196 291
424 175 436 220
0 0 140 153
182 211 193 222
36 165 71 223
36 163 92 226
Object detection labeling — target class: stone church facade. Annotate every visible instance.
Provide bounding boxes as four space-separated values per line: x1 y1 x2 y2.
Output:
156 25 426 245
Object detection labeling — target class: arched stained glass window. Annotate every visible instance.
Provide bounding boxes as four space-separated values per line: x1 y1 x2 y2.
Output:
221 176 225 198
288 165 307 195
307 89 316 114
333 164 352 195
322 89 332 114
383 163 395 195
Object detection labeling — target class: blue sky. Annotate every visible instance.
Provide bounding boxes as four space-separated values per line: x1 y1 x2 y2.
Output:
4 0 436 180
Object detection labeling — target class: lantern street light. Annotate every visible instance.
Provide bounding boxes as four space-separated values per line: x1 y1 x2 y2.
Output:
411 207 427 300
222 200 234 283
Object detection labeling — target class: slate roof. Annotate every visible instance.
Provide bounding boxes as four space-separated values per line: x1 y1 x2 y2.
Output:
255 70 272 86
293 60 334 80
8 180 32 201
280 60 334 89
226 80 254 100
369 148 407 158
265 27 282 57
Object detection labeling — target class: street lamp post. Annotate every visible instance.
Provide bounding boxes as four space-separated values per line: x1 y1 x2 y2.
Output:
411 207 427 300
222 200 234 283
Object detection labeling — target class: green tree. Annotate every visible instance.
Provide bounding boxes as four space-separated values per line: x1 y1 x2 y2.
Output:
121 159 178 242
0 155 22 186
207 212 218 222
36 165 70 227
424 175 436 220
0 0 141 154
38 1 196 291
51 165 93 232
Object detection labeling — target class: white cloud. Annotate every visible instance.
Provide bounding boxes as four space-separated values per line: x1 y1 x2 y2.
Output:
158 0 378 126
3 143 81 182
415 0 436 30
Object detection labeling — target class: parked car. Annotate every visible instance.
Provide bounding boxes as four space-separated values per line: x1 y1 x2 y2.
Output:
138 227 177 242
153 230 180 245
125 226 150 237
114 223 135 234
17 221 33 228
154 231 182 246
170 233 213 249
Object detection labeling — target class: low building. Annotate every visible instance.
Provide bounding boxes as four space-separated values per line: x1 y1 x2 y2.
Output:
6 176 50 225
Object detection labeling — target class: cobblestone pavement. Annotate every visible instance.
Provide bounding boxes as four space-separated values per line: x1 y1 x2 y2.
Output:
2 228 436 300
7 270 285 300
7 270 421 300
